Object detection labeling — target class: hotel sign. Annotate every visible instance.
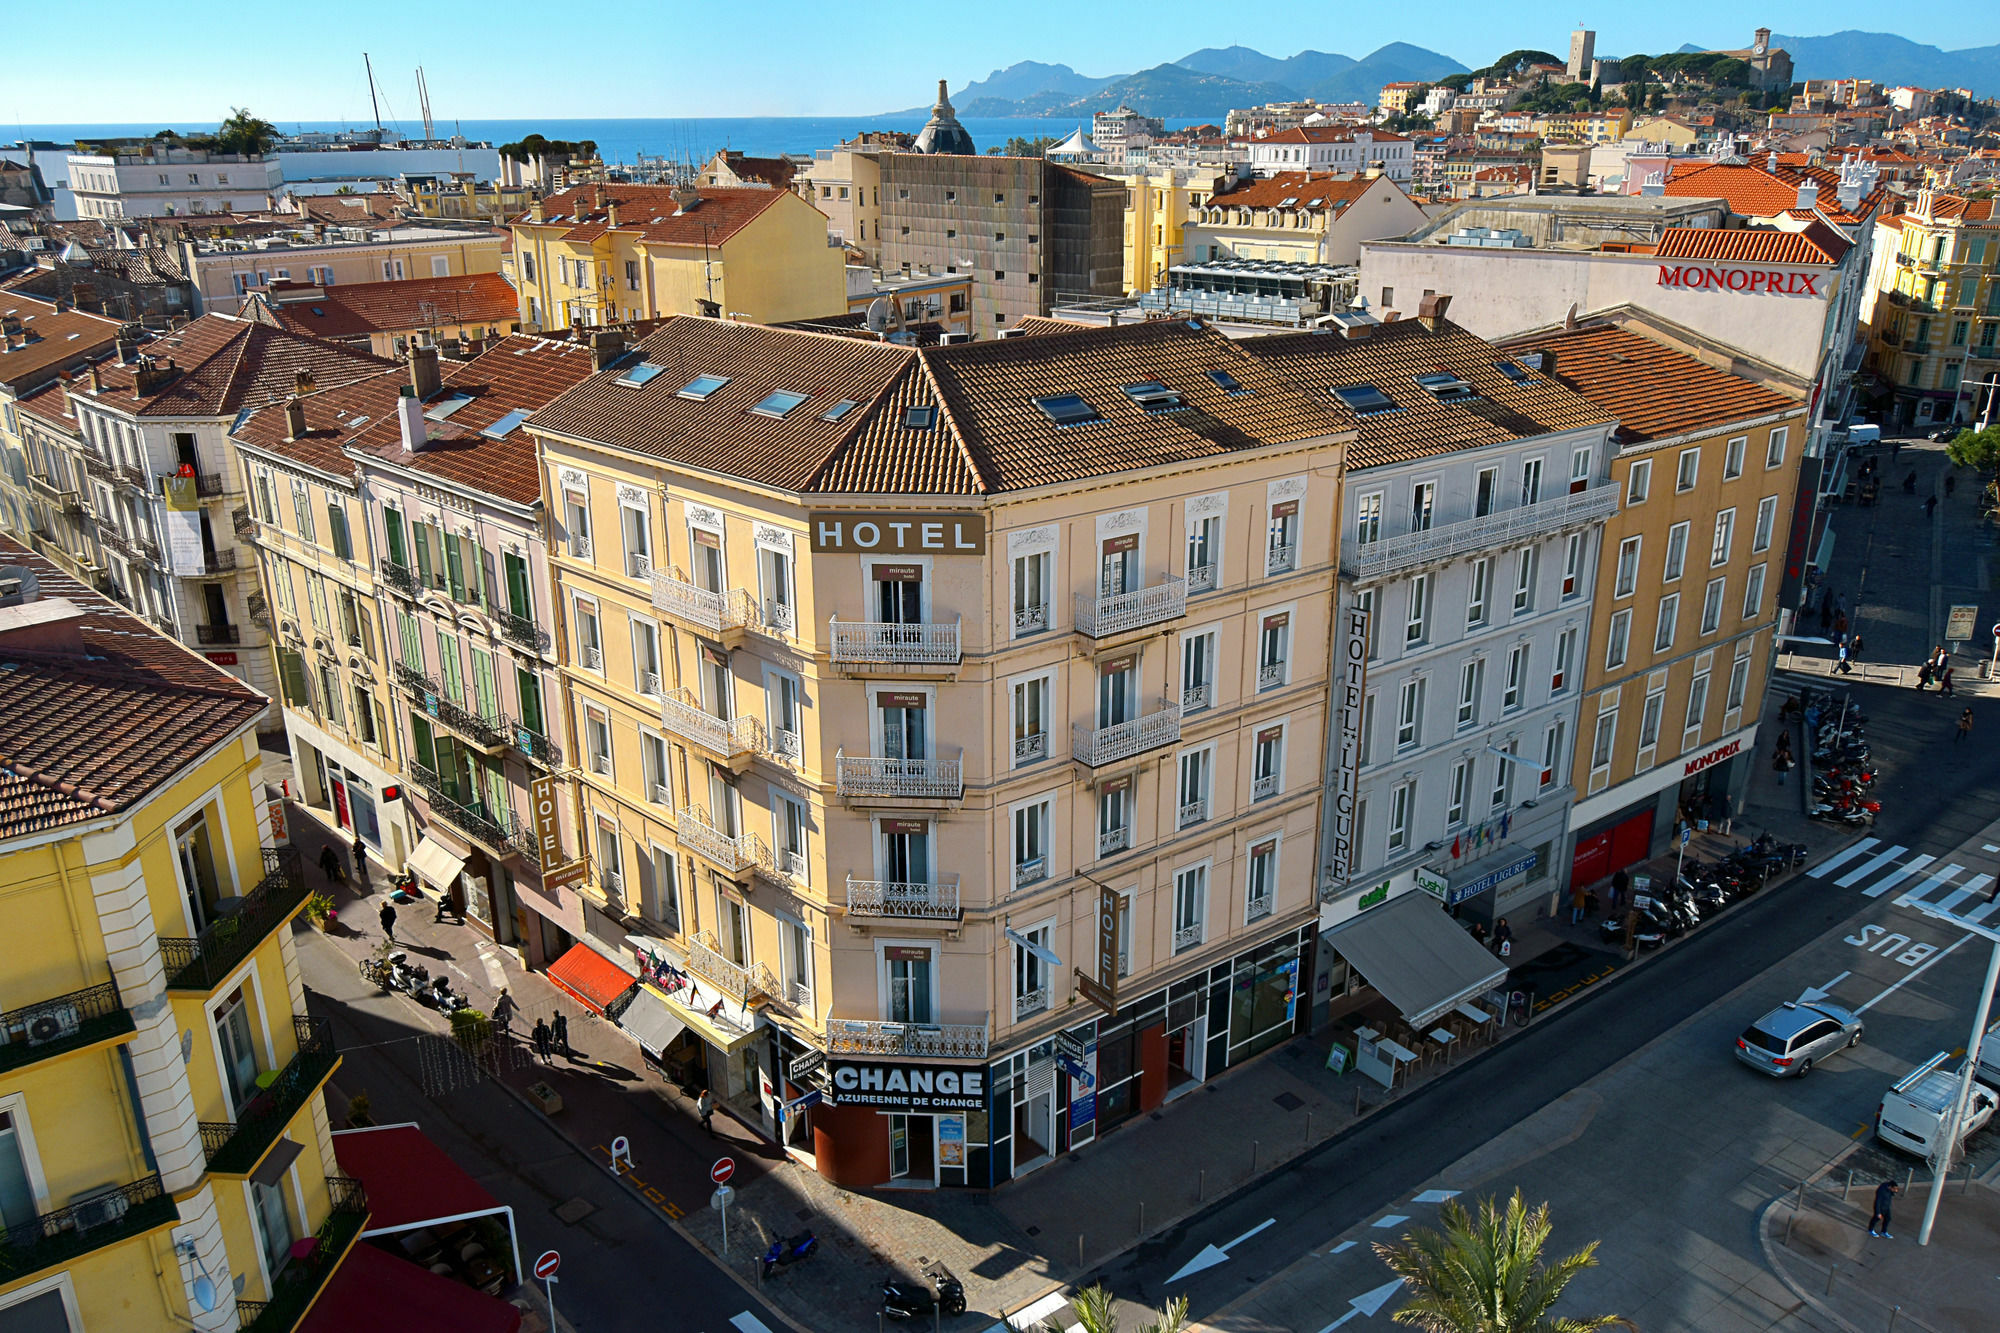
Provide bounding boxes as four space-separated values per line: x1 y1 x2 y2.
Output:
1077 883 1123 1016
809 512 985 554
1328 604 1371 881
1657 265 1822 297
531 775 563 874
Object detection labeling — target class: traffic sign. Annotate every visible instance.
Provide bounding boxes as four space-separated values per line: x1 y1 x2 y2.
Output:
710 1156 735 1185
533 1250 560 1280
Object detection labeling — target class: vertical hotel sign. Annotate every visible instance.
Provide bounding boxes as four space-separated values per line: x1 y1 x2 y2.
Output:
531 776 563 873
1076 882 1122 1016
1329 603 1370 882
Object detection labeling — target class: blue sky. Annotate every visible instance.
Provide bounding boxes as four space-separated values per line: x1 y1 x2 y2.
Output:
7 1 1997 123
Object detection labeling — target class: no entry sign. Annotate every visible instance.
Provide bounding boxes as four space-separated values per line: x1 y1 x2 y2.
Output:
534 1249 560 1279
711 1157 735 1185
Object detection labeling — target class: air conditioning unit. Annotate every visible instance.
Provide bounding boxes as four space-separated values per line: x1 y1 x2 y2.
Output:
26 1003 81 1046
69 1185 132 1232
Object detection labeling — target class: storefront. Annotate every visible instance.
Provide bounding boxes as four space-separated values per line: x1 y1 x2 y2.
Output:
291 725 415 870
404 821 518 947
625 934 770 1127
1321 889 1509 1036
1566 725 1759 891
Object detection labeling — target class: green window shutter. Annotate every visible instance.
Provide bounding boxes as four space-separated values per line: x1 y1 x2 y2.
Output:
413 525 433 587
480 545 499 611
437 633 463 703
516 665 543 735
471 647 498 719
410 714 437 772
384 506 408 567
328 505 352 559
278 650 309 707
445 534 467 602
504 552 531 618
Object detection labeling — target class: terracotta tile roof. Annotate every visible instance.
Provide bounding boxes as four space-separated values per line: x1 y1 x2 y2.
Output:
0 295 125 390
290 193 403 224
1920 195 2000 222
78 314 391 418
233 334 598 505
260 273 520 341
1499 323 1801 444
714 155 798 189
518 185 796 249
528 315 1353 496
1237 317 1616 471
1652 224 1849 265
0 536 269 839
15 374 79 428
1211 172 1379 213
1663 160 1888 225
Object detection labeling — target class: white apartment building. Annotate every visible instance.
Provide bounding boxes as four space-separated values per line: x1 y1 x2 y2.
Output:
1241 128 1414 182
65 148 283 219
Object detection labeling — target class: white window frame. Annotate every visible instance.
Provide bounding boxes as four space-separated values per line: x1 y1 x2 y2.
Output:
584 704 612 777
1009 527 1059 639
1511 545 1535 615
1743 563 1767 618
1446 759 1471 827
1256 606 1294 691
1590 697 1617 787
1684 671 1710 746
1654 593 1679 653
1561 532 1583 598
1466 556 1491 628
639 729 671 806
1244 836 1280 923
1176 743 1216 828
1550 628 1575 695
1765 425 1788 468
1457 657 1484 729
1700 577 1726 635
1405 573 1431 644
1251 719 1287 800
1711 508 1735 567
1723 435 1746 480
1181 626 1220 714
1675 447 1699 492
1752 495 1778 552
770 788 810 884
1503 644 1527 711
1171 862 1209 954
573 594 603 673
629 613 662 697
1010 667 1055 769
1396 676 1424 750
1726 643 1752 716
1355 491 1383 546
1540 717 1566 791
619 495 653 579
1664 521 1689 582
1614 536 1640 598
1386 779 1415 854
1626 457 1651 504
1009 791 1056 889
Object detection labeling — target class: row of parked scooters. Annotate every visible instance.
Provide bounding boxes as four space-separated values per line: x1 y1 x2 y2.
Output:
1597 833 1811 950
1796 687 1883 826
359 948 474 1014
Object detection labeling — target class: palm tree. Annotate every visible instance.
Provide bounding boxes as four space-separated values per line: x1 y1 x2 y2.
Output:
1052 1283 1188 1333
1372 1190 1632 1333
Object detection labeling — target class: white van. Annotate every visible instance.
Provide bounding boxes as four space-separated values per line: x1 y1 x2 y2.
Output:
1876 1052 1999 1157
1977 1018 2000 1090
1848 423 1882 446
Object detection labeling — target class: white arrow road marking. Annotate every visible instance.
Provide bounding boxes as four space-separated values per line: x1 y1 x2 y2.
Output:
1897 865 1965 908
1984 844 1999 853
1857 933 1974 1014
1412 1189 1460 1204
1799 972 1851 1005
981 1291 1071 1333
730 1315 776 1333
1863 854 1935 898
1811 839 1879 878
1329 1240 1358 1254
1165 1218 1275 1283
1313 1279 1408 1331
1836 845 1908 888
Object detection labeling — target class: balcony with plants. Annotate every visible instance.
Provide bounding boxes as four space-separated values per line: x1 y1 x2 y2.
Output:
158 849 307 993
199 1016 339 1177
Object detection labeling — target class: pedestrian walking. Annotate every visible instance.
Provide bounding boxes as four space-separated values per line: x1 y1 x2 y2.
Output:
492 987 517 1032
1891 438 1904 461
1773 738 1794 785
1932 645 1949 674
1956 707 1974 743
1926 494 1938 518
552 1012 570 1059
532 1017 554 1064
318 844 345 887
1818 599 1833 635
1836 635 1852 674
1868 1179 1899 1238
1609 867 1629 910
1941 664 1957 697
1492 916 1514 959
1710 791 1733 836
698 1088 716 1137
1833 610 1848 638
1570 884 1588 926
378 900 396 942
1918 661 1933 690
351 834 368 886
1849 632 1865 664
433 886 452 923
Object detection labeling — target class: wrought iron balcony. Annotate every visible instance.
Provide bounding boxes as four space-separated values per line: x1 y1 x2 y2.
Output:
1096 826 1131 859
1342 486 1619 583
82 453 119 483
492 603 548 652
119 463 150 491
754 841 806 886
1014 603 1051 636
768 726 803 767
1013 987 1050 1020
845 875 961 921
1257 662 1285 691
1178 796 1210 828
676 807 761 873
196 623 241 646
829 618 962 666
1014 731 1049 765
1246 892 1274 922
649 568 755 634
1185 562 1218 594
659 687 765 759
199 1016 339 1176
834 750 963 799
515 721 562 768
199 547 236 574
380 559 418 598
0 981 134 1076
232 505 257 539
1072 700 1181 767
0 1171 176 1286
823 1017 988 1059
96 525 138 560
235 1176 368 1333
158 849 307 992
1075 575 1186 638
1180 681 1211 713
1173 922 1204 953
685 931 774 1003
247 590 271 633
1252 773 1280 801
1266 544 1298 575
408 763 537 860
161 470 227 498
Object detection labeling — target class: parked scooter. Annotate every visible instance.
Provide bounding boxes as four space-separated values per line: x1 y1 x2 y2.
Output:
761 1230 817 1281
883 1260 966 1321
386 952 429 997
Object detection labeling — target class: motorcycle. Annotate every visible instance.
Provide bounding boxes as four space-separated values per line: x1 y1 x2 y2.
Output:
423 975 469 1013
386 952 430 997
883 1261 966 1321
761 1230 817 1281
1809 797 1873 826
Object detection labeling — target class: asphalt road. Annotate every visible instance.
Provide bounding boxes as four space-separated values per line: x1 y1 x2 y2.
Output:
297 925 788 1333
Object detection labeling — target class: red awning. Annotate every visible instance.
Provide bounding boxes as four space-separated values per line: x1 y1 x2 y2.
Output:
545 942 638 1015
331 1125 504 1235
300 1239 521 1333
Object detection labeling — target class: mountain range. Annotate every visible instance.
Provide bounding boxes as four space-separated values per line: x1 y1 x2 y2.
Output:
1765 32 2000 96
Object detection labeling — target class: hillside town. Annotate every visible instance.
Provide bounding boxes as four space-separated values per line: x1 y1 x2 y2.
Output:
4 17 2000 1333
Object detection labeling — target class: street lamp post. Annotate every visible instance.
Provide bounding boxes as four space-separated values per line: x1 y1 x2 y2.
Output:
1916 924 2000 1245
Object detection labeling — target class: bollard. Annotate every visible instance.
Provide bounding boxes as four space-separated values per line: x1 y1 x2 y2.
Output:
1905 1166 1915 1194
1198 1168 1205 1203
1826 1262 1839 1296
1252 1139 1260 1174
1078 1234 1084 1269
1138 1200 1145 1236
1306 1110 1313 1145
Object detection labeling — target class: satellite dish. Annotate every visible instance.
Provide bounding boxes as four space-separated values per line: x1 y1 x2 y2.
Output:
192 1276 217 1313
864 297 893 332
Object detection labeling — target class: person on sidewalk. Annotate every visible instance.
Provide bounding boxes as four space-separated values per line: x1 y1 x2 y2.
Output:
1773 734 1794 785
1570 885 1587 926
492 987 517 1033
1926 494 1939 518
1818 598 1834 636
552 1012 570 1060
379 900 396 943
1492 917 1514 959
1941 664 1957 697
532 1017 554 1064
1833 609 1848 639
698 1088 716 1137
1835 634 1852 674
1869 1179 1899 1238
1609 867 1629 911
351 834 368 887
1709 791 1733 836
1956 707 1974 743
319 844 345 887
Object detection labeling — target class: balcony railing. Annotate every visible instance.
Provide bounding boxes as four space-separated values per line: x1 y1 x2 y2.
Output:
659 687 765 759
0 1171 176 1286
754 841 807 886
380 560 418 598
82 453 119 483
1265 544 1298 575
1246 892 1274 922
158 849 307 992
829 618 962 666
1185 562 1218 594
650 568 755 634
408 763 537 860
1014 987 1051 1020
768 727 803 767
580 644 603 671
760 599 797 638
1257 662 1285 691
1014 603 1051 636
515 721 562 768
232 505 257 539
1075 575 1186 638
834 751 963 799
676 807 760 872
1014 732 1048 765
824 1017 988 1059
161 470 227 498
199 1016 339 1176
1096 826 1131 859
845 875 961 921
1178 796 1210 828
199 548 237 574
493 603 548 653
1252 773 1280 801
1181 682 1211 713
1073 700 1182 767
119 463 150 491
1173 923 1204 953
236 1176 368 1333
1342 486 1619 582
27 472 76 502
196 623 241 646
0 980 135 1076
1013 858 1047 890
685 931 766 1004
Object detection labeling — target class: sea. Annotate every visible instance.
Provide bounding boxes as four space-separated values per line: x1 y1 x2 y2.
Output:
8 116 1211 168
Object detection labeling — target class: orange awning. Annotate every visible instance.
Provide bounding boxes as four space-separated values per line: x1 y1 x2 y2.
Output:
544 943 637 1015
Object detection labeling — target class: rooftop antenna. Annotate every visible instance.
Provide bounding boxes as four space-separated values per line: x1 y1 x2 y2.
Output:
417 66 434 142
363 53 384 136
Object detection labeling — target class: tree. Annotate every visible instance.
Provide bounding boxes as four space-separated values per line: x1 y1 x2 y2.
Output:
213 107 278 156
1947 425 2000 474
998 134 1061 158
1372 1191 1632 1333
1050 1283 1188 1333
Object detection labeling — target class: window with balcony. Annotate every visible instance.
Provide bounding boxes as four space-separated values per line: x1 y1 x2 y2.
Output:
1186 513 1222 592
1245 839 1277 922
1551 629 1575 695
1466 557 1491 628
1474 467 1498 517
1447 759 1471 827
1356 492 1383 545
640 731 670 805
1012 548 1052 636
574 598 603 672
1252 724 1284 801
1457 659 1483 729
631 617 662 697
1100 532 1138 599
757 543 795 635
770 791 808 883
1012 671 1052 767
214 984 262 1113
1711 509 1735 567
173 809 224 930
766 669 803 764
1013 797 1052 889
877 687 930 765
585 707 611 776
1700 577 1726 635
1095 777 1134 858
1266 500 1298 574
1410 480 1436 532
1405 573 1431 645
1396 677 1423 750
1676 448 1699 492
563 490 591 559
1627 458 1651 505
1664 522 1688 582
717 891 750 967
1172 864 1206 953
1177 745 1213 827
1654 593 1679 653
1180 629 1217 714
887 945 934 1025
1256 611 1290 691
621 500 652 579
1013 923 1054 1015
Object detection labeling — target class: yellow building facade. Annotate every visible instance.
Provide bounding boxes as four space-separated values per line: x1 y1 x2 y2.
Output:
0 539 362 1333
511 183 846 332
1120 168 1229 294
1863 191 2000 429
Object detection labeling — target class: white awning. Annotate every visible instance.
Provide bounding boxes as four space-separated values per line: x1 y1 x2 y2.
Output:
618 986 689 1058
407 835 466 890
1327 890 1509 1028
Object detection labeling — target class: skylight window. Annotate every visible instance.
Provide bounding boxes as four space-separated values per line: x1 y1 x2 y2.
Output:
820 399 860 422
1033 394 1101 426
1412 371 1474 399
1121 381 1184 412
752 390 810 418
424 392 476 421
1278 197 1299 208
607 362 662 387
481 408 532 440
1207 368 1252 396
902 404 936 430
1331 383 1397 414
1494 360 1532 383
677 373 730 398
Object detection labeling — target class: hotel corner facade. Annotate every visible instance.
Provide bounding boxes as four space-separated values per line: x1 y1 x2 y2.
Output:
527 314 1348 1187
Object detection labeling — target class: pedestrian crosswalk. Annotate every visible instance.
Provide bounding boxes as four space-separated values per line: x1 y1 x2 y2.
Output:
1807 837 2000 925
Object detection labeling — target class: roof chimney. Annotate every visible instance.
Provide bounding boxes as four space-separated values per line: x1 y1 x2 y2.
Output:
1417 293 1452 330
88 362 103 392
1380 309 1400 324
409 343 442 399
283 395 306 440
1767 151 1779 173
294 367 315 395
673 184 702 215
529 197 546 223
1797 180 1819 211
114 335 137 363
1341 322 1373 340
397 385 427 453
590 328 627 372
605 198 620 228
